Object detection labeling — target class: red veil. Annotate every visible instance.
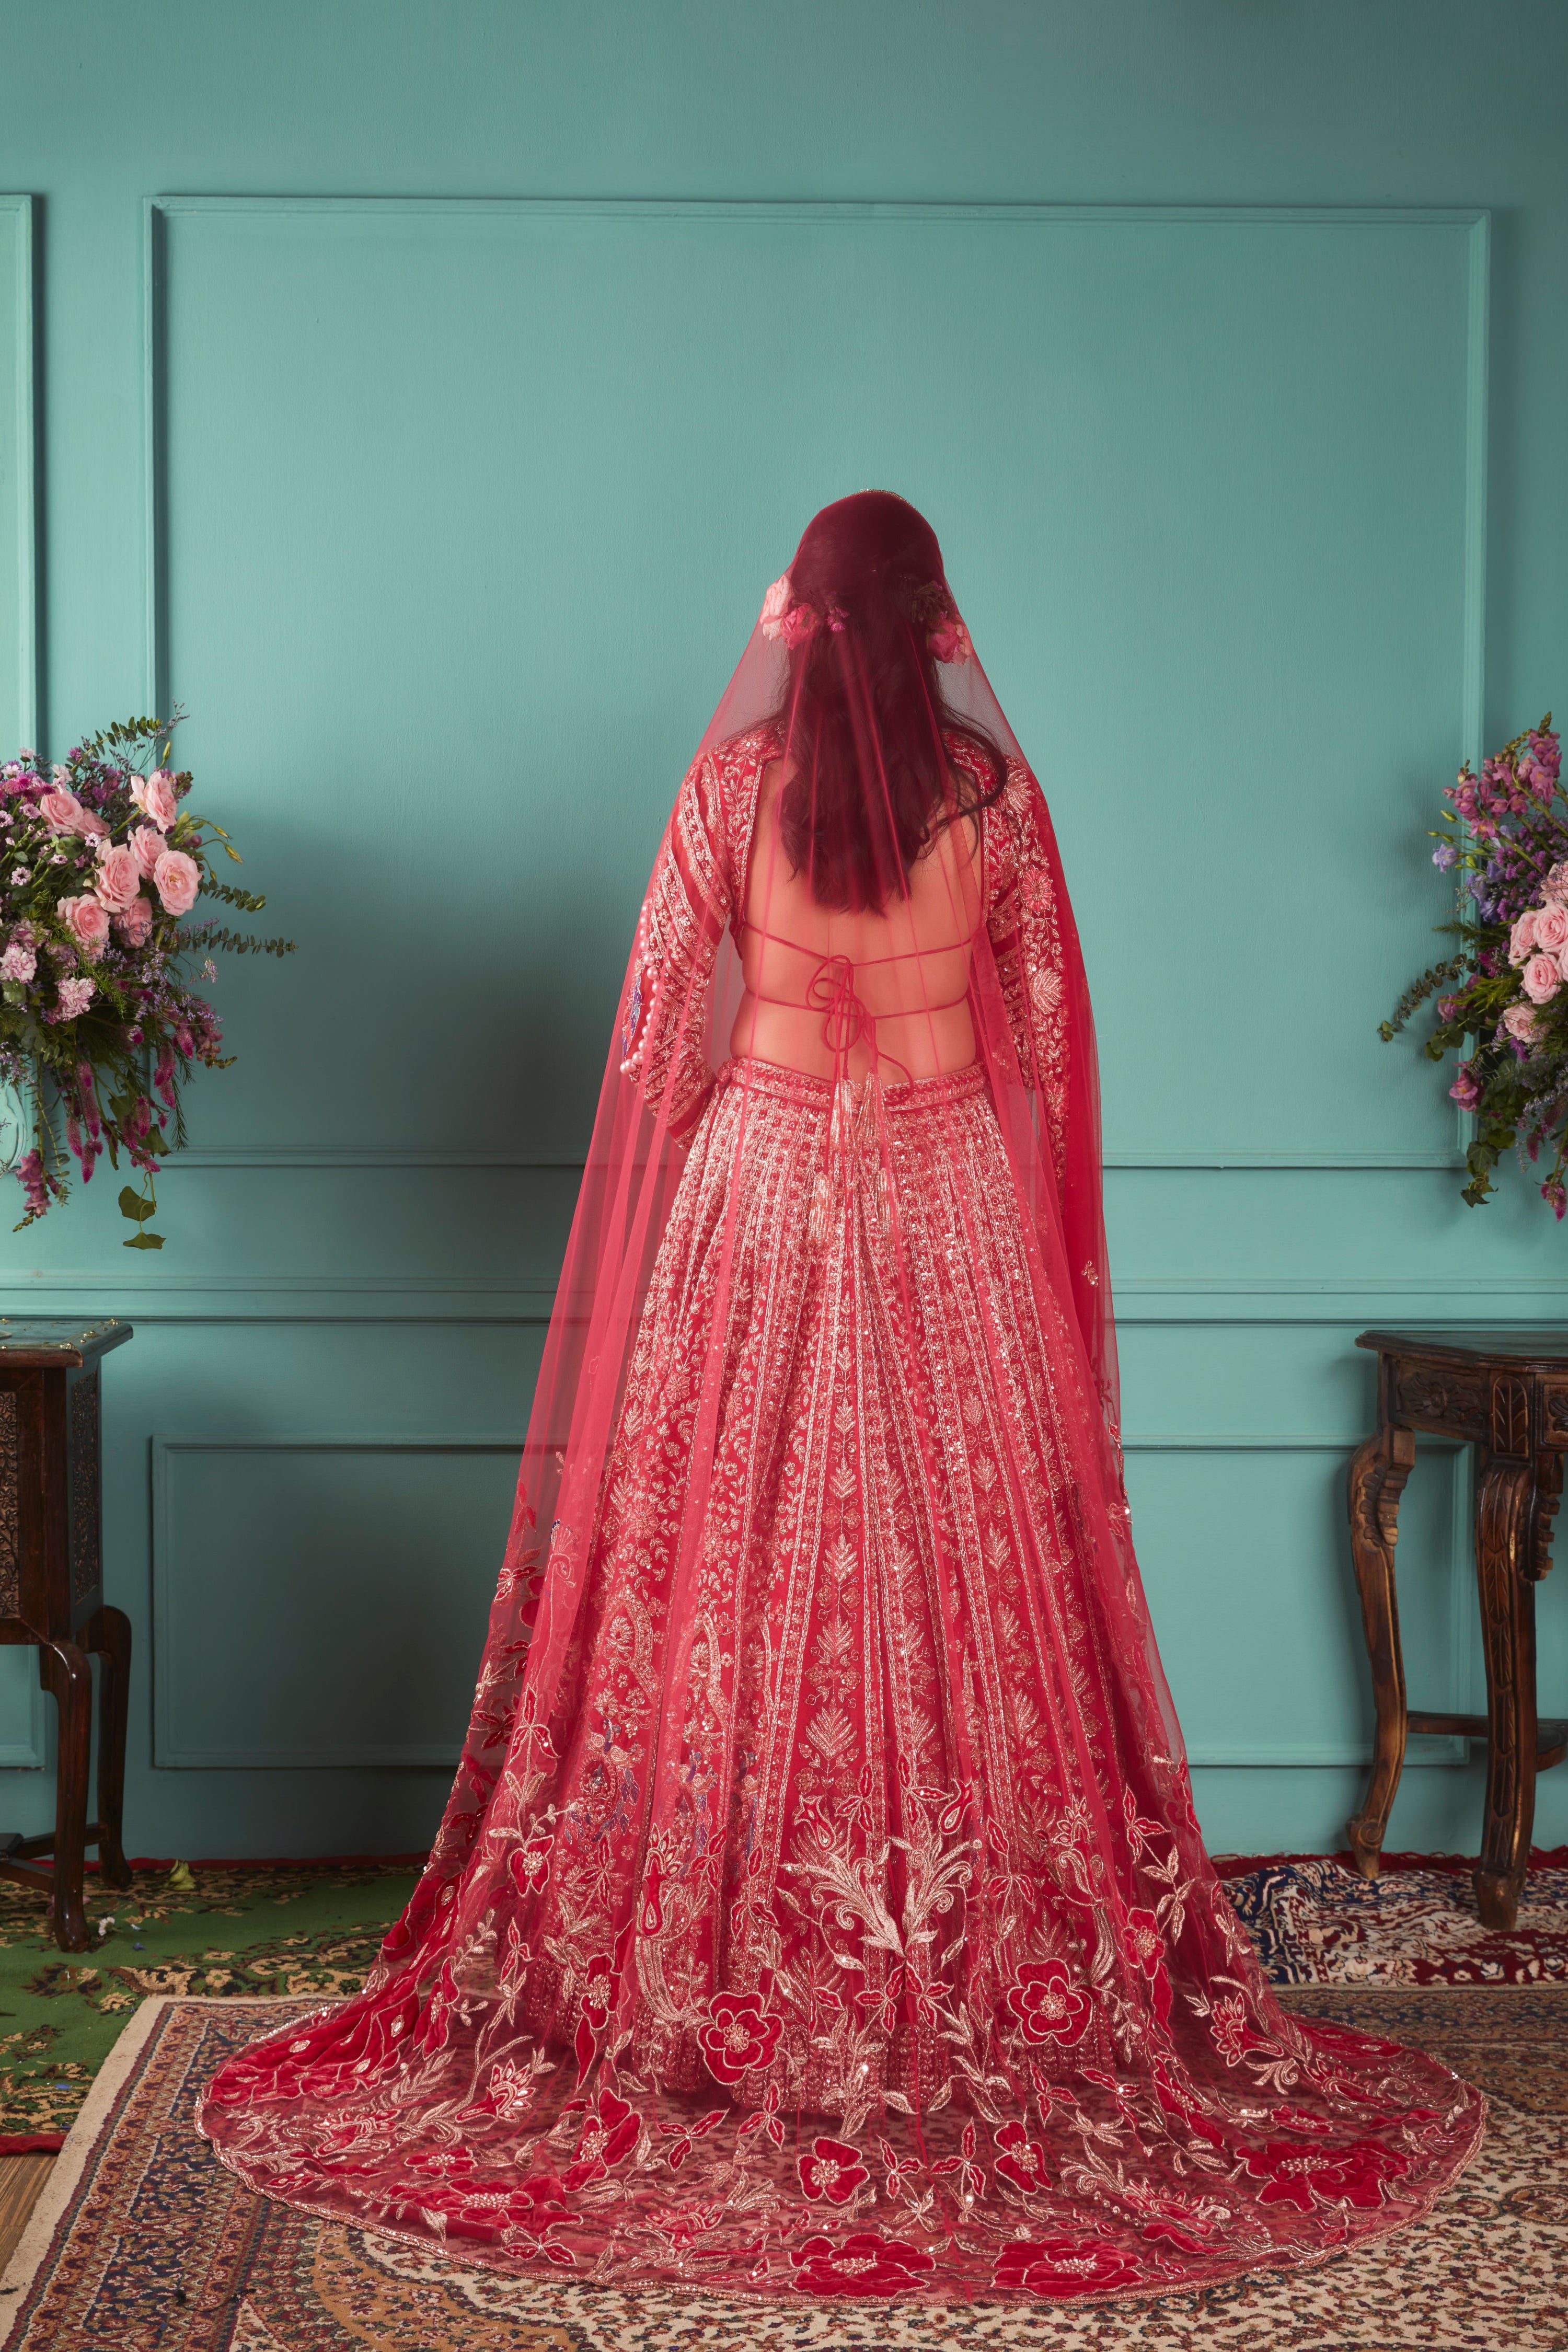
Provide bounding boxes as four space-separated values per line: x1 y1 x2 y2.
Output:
200 497 1480 2304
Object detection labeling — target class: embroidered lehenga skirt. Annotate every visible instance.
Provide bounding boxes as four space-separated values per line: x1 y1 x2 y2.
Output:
199 1057 1483 2303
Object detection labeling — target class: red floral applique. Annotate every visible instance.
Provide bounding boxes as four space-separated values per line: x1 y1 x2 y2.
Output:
697 1988 783 2083
993 2119 1050 2193
564 2090 640 2188
1006 1960 1092 2046
790 2233 937 2296
798 2136 869 2205
508 1836 553 1897
991 2234 1145 2296
1243 2137 1410 2213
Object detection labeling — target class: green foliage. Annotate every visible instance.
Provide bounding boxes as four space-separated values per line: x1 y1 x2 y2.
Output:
203 879 270 913
117 1180 163 1250
200 926 296 959
1377 955 1466 1042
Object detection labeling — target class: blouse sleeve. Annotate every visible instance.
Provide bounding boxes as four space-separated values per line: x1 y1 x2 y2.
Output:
617 749 731 1143
985 758 1072 1177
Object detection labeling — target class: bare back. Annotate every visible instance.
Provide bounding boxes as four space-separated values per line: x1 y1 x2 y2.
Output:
730 758 984 1082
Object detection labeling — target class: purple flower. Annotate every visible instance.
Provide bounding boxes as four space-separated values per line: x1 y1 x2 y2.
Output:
1450 1069 1482 1111
1432 841 1458 869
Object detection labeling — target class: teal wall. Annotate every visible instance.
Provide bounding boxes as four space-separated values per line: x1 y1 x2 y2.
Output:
3 1 1567 1862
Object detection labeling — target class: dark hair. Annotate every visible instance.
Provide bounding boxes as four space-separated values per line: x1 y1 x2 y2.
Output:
773 491 1007 911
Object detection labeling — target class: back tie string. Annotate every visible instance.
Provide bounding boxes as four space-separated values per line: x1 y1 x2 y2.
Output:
802 953 904 1242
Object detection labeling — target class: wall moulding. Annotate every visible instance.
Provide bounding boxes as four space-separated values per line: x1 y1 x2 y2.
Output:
1 193 39 756
139 1426 1475 1777
1125 1432 1474 1769
150 1432 523 1769
5 1274 1568 1325
160 1147 1466 1170
141 195 1490 1173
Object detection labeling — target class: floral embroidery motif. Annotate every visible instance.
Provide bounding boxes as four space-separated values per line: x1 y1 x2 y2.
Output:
1006 1959 1093 2046
798 2136 870 2205
697 1989 783 2084
566 2090 640 2187
1242 2137 1409 2212
993 2235 1146 2297
791 2232 937 2296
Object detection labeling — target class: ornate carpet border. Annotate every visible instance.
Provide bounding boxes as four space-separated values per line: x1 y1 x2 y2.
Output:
0 1997 306 2346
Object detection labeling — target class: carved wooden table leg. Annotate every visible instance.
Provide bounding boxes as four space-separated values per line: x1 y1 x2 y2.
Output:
82 1604 133 1890
38 1638 92 1952
1473 1455 1540 1931
1346 1422 1416 1877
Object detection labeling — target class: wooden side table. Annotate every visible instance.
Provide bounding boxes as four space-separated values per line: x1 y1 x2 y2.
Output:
1347 1327 1568 1931
0 1317 134 1950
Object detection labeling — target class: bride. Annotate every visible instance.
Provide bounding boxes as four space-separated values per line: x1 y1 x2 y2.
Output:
199 492 1481 2303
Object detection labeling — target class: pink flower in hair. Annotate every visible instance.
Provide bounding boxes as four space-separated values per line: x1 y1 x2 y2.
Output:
929 615 973 665
758 575 792 640
778 603 821 650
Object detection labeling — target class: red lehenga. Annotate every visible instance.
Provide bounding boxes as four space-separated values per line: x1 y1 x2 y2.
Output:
199 592 1483 2305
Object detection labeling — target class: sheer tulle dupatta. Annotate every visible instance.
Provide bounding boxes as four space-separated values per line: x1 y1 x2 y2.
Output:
197 540 1482 2304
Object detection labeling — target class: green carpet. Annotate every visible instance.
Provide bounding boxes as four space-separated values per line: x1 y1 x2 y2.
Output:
0 1863 420 2137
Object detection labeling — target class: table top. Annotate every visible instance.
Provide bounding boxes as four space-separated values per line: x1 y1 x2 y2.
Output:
1357 1327 1568 1367
0 1317 134 1367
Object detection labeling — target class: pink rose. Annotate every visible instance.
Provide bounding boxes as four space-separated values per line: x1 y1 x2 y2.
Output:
1535 902 1568 956
1522 951 1562 1005
131 770 179 831
1504 1002 1541 1044
929 617 974 664
777 602 820 649
38 788 108 840
1509 909 1538 965
129 823 167 878
152 848 200 916
58 895 110 958
93 842 143 913
0 940 36 983
115 894 153 948
758 573 792 640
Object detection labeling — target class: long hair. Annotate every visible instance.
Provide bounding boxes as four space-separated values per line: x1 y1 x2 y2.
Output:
773 491 1007 912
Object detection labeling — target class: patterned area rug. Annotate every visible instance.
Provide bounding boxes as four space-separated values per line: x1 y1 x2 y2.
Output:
1 1988 1563 2350
0 1865 419 2138
1222 1857 1568 1986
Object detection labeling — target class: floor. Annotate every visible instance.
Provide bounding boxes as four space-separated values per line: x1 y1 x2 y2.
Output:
0 2155 52 2270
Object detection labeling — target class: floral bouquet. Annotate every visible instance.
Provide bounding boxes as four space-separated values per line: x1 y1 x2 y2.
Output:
0 714 293 1243
1381 714 1568 1213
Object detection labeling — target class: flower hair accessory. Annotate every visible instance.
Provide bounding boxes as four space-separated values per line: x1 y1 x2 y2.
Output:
758 574 847 648
911 580 973 665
